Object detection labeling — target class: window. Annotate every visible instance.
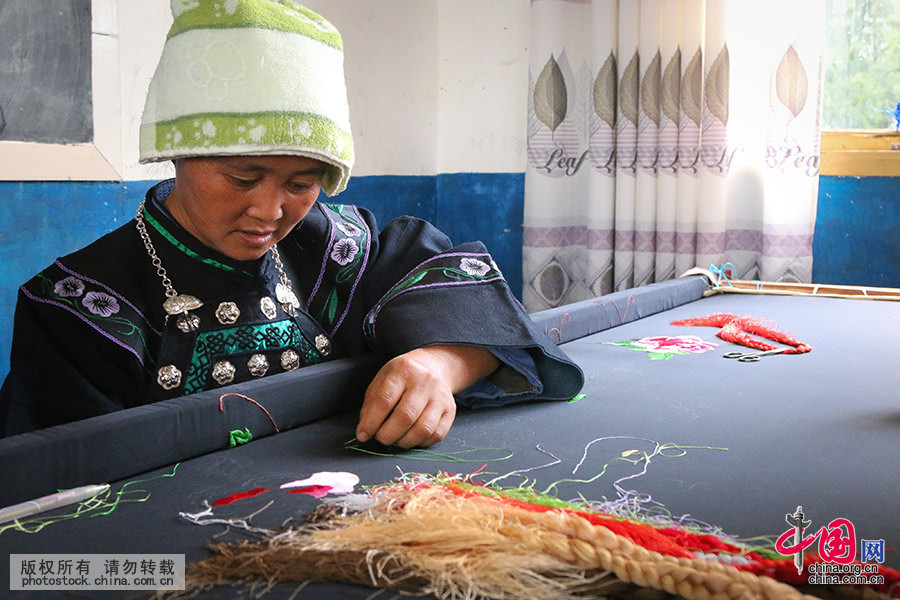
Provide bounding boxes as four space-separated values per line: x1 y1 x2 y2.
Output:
820 0 900 176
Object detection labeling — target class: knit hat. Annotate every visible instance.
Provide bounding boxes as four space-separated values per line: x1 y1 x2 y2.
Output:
139 0 354 196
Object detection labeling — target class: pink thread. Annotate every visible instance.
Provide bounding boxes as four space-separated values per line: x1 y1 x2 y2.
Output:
287 485 333 499
219 393 280 432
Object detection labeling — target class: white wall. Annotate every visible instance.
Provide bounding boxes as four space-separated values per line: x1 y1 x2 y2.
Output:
117 0 529 181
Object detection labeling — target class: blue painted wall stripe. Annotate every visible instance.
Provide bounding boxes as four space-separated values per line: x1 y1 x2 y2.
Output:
2 174 898 384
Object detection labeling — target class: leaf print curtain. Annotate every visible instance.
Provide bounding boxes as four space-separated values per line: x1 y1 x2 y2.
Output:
523 0 825 311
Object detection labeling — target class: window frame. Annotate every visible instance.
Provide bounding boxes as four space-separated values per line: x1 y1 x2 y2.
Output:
0 0 122 182
820 129 900 177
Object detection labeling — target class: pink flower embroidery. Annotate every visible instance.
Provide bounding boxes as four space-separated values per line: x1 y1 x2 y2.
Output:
54 276 85 298
606 335 717 360
330 238 359 265
460 258 491 276
82 291 120 317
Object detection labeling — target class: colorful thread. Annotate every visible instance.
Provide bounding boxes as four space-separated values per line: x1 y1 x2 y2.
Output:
228 428 253 447
180 500 275 535
219 392 280 432
185 473 899 600
212 487 269 506
345 444 514 463
484 445 562 487
671 313 812 354
287 486 333 499
709 262 736 287
0 463 180 535
546 311 572 344
281 472 359 496
605 335 718 360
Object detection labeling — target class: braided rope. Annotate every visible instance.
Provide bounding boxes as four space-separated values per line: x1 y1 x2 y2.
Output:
185 483 885 600
510 502 820 600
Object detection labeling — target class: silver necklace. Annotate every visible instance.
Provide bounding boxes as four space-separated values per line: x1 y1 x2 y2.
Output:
135 200 301 330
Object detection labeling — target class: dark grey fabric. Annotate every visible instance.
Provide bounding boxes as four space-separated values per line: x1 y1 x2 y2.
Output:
0 355 382 507
530 276 709 343
1 287 897 600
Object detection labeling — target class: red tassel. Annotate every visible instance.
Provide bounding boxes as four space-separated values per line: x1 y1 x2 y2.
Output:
673 314 811 354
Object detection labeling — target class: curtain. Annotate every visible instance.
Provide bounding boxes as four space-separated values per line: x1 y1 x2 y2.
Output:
523 0 825 311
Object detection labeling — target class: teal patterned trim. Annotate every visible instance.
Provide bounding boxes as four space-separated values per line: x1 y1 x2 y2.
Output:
183 320 322 395
306 203 371 336
363 252 504 341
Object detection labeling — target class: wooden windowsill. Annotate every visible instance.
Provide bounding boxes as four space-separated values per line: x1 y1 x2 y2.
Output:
820 129 900 177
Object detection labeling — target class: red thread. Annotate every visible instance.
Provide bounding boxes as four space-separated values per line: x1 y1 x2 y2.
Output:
212 487 269 506
672 313 811 354
219 392 280 432
420 482 900 595
287 485 332 498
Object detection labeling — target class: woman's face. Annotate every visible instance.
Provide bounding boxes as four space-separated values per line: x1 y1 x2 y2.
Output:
166 155 326 261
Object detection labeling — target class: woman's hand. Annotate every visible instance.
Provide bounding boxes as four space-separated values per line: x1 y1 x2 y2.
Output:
355 345 500 448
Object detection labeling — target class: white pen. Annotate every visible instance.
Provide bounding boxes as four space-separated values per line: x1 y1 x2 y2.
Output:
0 484 110 525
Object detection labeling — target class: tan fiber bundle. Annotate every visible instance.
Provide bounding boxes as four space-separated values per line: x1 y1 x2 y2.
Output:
182 478 878 600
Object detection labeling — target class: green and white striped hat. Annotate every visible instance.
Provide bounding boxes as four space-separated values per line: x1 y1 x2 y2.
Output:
139 0 354 196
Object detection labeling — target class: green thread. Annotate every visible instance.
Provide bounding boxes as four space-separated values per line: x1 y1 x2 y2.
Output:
229 428 253 447
0 463 179 536
345 444 514 463
569 393 587 403
542 442 729 496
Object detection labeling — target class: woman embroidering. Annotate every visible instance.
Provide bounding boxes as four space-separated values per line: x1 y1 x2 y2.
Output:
0 0 582 442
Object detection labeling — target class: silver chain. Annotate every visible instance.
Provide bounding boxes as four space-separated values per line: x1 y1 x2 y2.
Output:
270 244 294 295
135 200 295 302
135 200 178 299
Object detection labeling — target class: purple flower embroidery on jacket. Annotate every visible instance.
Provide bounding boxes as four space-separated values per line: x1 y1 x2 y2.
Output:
330 238 359 266
82 291 120 317
460 258 491 276
336 221 362 237
54 276 85 298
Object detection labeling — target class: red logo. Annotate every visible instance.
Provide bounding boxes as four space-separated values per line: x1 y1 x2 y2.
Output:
776 516 857 564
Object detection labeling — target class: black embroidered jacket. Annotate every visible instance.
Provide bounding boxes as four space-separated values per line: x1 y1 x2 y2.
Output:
0 181 583 436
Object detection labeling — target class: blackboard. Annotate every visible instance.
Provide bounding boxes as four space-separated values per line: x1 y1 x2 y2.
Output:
0 0 92 144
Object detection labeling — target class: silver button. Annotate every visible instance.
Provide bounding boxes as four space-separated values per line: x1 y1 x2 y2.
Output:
157 365 182 390
260 297 278 320
215 301 240 325
247 353 269 377
315 334 331 356
175 313 200 333
281 349 300 370
212 360 236 385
